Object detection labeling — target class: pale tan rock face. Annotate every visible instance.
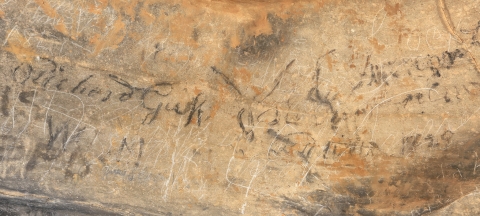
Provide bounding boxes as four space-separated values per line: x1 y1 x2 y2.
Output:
0 0 480 215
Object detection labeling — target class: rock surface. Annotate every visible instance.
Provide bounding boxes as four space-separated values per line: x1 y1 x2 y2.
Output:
1 0 480 215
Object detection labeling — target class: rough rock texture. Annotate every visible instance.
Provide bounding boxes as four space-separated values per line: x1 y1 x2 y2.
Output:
0 0 480 215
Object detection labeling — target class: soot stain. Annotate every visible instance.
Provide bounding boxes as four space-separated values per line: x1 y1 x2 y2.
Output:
233 13 294 62
275 133 480 215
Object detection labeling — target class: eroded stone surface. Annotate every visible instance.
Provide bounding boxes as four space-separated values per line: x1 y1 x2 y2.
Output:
1 0 480 215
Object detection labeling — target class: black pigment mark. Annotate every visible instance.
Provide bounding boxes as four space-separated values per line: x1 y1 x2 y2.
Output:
441 130 454 144
18 91 34 104
263 59 295 100
184 94 206 127
444 92 451 103
402 94 413 107
443 49 464 67
367 64 389 86
429 82 440 100
42 75 56 88
463 85 470 94
197 109 203 126
267 129 295 145
142 102 163 125
355 109 364 116
236 14 292 62
88 88 101 97
153 43 164 59
210 66 242 95
26 117 71 171
165 103 190 115
352 81 363 91
138 138 145 159
471 21 480 46
64 127 85 150
39 57 58 73
101 90 112 102
285 113 300 125
192 28 199 41
109 74 135 101
12 64 33 84
140 82 173 101
425 134 438 147
402 134 421 154
119 138 128 152
55 78 68 90
430 67 441 77
140 83 174 110
71 75 94 93
46 115 64 150
32 71 46 84
237 109 247 132
367 65 377 85
414 49 465 72
415 93 423 103
369 141 379 148
299 145 315 162
323 141 331 158
307 87 333 112
361 55 371 76
237 108 254 142
1 86 10 117
330 111 341 130
308 60 335 113
65 148 91 179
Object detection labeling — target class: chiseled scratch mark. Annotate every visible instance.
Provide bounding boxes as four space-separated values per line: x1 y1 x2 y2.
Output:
2 25 17 46
370 106 380 142
162 148 176 201
240 160 260 214
71 41 93 53
9 91 20 131
225 137 262 214
371 7 387 38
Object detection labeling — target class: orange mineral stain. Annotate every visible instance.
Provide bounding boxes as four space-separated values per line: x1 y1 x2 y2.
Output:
92 16 126 55
3 30 37 63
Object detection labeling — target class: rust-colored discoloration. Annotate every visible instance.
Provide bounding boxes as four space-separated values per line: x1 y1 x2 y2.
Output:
245 13 273 36
91 16 126 55
369 37 385 53
384 2 401 16
233 67 252 83
326 52 334 71
3 30 37 63
330 152 369 177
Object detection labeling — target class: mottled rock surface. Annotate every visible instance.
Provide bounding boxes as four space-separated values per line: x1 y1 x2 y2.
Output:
1 0 480 215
